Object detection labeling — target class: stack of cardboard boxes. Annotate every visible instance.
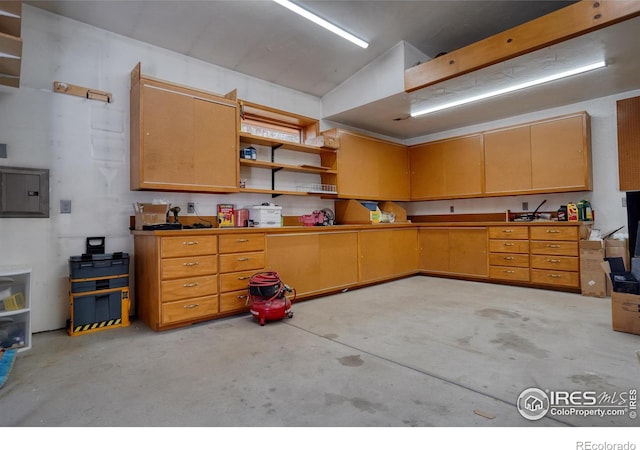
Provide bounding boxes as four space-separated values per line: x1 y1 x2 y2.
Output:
581 235 640 335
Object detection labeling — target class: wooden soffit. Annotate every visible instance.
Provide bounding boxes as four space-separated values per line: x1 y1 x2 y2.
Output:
404 0 640 93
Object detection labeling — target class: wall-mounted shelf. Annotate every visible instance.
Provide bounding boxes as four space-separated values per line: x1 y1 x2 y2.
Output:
239 158 337 175
0 1 22 89
239 132 337 155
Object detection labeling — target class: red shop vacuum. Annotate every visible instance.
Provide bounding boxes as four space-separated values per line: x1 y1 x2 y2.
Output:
248 271 295 326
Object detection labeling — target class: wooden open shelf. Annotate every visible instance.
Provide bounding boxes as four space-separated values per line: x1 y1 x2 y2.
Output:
240 158 337 175
239 132 337 155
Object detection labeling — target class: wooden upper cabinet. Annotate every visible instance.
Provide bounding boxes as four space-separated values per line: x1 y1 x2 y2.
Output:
530 113 591 192
484 125 532 194
410 134 483 200
130 66 239 193
333 129 410 201
617 96 640 191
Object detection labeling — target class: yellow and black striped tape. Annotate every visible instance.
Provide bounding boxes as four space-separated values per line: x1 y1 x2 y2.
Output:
73 318 122 333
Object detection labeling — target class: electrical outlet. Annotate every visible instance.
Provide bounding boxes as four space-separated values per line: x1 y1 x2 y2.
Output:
60 199 71 214
449 205 455 213
522 202 529 211
187 202 195 214
622 197 627 207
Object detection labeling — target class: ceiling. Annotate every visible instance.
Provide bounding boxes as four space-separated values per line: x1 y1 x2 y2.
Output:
25 1 640 140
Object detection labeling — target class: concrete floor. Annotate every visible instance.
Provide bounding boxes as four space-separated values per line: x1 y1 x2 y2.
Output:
1 276 639 429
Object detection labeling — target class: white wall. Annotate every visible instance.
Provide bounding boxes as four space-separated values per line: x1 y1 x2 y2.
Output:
0 6 330 332
402 89 640 238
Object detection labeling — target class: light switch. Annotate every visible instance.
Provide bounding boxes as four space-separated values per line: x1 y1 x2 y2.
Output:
60 199 71 214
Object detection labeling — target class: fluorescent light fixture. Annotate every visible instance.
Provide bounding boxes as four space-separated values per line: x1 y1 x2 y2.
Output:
411 60 606 117
273 0 369 49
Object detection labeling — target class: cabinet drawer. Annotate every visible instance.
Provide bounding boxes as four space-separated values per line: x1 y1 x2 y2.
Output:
219 234 265 254
489 266 530 282
161 296 218 325
530 240 578 256
161 236 217 258
220 269 257 293
530 255 578 271
530 269 579 287
219 290 251 313
219 252 265 273
488 227 528 240
529 226 578 241
161 255 217 279
161 275 218 302
489 239 529 254
489 253 529 268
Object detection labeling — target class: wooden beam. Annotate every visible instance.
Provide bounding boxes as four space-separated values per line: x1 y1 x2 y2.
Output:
404 0 640 93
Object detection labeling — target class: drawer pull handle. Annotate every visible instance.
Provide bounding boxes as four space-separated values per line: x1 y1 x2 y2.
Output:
548 274 562 278
184 303 200 309
502 229 514 233
546 230 561 234
504 243 514 247
236 239 249 242
183 241 199 245
237 257 250 261
504 270 515 274
503 256 515 260
183 262 199 266
547 259 561 263
183 282 199 287
546 244 561 248
237 295 248 299
237 276 251 280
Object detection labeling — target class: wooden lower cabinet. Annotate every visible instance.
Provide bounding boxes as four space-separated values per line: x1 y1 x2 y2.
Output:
359 229 419 282
265 231 359 298
134 234 219 331
419 227 488 277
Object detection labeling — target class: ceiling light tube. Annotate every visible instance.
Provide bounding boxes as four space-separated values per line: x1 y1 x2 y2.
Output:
411 60 606 117
273 0 369 49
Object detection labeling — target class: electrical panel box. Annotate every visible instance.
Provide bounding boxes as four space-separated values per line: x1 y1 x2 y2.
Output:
0 166 50 218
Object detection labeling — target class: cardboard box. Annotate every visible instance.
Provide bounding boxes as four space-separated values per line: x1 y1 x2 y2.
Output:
605 238 629 271
580 240 607 298
134 203 168 230
217 204 235 228
611 291 640 335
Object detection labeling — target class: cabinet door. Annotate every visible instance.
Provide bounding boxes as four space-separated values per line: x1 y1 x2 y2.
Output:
484 125 532 194
419 228 488 276
410 142 445 199
336 131 409 200
265 232 358 297
418 229 450 272
448 229 488 276
530 114 590 191
410 135 483 200
134 80 239 192
359 229 418 282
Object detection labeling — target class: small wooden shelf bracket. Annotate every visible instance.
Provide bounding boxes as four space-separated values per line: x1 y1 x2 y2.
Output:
53 81 112 103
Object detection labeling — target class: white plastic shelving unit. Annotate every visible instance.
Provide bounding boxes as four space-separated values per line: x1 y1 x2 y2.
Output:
0 265 31 351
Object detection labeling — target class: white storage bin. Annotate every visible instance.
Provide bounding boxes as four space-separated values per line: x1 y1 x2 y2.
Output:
250 205 282 228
